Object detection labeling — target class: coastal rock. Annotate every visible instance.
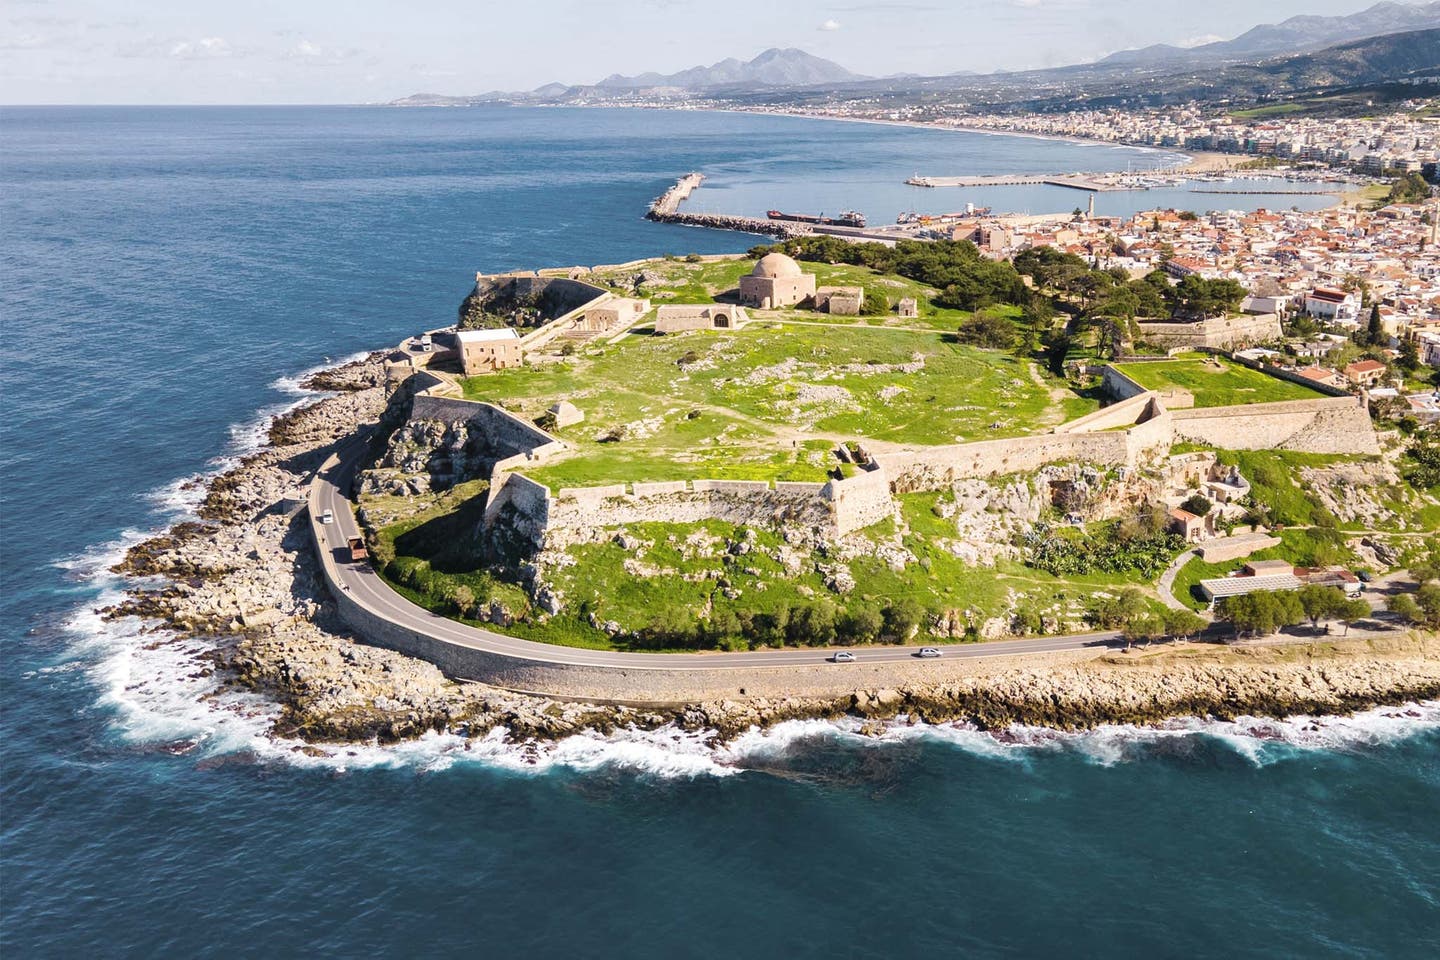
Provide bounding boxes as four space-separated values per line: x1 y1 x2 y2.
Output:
102 352 1440 753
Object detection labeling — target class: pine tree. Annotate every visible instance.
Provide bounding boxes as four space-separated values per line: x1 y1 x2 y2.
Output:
1366 303 1384 347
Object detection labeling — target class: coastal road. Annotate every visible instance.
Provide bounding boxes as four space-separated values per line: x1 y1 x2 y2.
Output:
311 442 1123 672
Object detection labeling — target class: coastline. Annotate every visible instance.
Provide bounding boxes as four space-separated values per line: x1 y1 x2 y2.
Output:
98 351 1440 749
693 105 1233 174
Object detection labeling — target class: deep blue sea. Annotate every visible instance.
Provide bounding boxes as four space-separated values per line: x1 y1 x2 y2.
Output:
2 106 1437 958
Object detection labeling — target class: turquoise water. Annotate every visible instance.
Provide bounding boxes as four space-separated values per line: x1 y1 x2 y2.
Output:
2 106 1436 958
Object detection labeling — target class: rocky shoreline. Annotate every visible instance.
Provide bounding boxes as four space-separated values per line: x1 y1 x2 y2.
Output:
102 354 1440 749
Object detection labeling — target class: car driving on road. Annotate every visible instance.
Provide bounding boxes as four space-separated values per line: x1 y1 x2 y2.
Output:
916 647 942 658
830 651 856 663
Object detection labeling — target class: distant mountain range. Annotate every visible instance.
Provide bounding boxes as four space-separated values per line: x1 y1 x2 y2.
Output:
391 5 1440 109
595 48 866 91
392 48 866 106
1098 0 1440 67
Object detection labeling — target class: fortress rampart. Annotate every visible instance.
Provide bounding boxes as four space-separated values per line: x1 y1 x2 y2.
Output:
1170 395 1378 454
1134 312 1282 349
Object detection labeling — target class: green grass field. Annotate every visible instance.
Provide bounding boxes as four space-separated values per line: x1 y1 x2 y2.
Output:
1113 354 1324 408
588 255 988 331
462 321 1088 490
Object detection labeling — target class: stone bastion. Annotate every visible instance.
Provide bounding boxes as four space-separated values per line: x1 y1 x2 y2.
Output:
393 360 1378 558
419 360 1376 554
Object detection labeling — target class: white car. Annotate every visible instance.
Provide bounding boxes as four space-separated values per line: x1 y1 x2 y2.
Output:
916 647 942 659
830 651 856 663
319 509 335 525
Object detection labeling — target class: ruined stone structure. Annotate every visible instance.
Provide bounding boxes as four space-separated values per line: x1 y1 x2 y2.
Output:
653 304 749 333
814 285 864 316
571 297 650 338
738 253 816 309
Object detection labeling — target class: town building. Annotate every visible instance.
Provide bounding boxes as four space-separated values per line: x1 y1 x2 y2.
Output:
1343 359 1387 387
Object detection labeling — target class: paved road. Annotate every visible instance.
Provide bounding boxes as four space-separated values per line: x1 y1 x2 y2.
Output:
311 442 1123 671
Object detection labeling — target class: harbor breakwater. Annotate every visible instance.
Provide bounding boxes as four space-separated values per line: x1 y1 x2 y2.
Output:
646 173 809 239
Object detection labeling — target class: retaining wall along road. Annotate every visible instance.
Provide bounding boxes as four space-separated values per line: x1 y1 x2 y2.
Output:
312 458 1102 701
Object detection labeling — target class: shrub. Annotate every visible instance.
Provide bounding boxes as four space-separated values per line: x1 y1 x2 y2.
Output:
957 308 1018 349
1180 493 1212 517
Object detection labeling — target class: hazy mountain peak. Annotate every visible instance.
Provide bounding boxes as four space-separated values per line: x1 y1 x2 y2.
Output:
1099 0 1440 65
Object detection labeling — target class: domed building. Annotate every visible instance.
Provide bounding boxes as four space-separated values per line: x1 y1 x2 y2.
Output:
738 252 816 309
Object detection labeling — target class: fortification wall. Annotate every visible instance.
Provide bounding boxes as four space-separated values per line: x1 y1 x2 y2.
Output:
827 468 895 535
1135 313 1282 349
543 479 834 542
410 396 563 459
1100 366 1148 401
1055 389 1159 433
875 432 1133 494
1170 396 1378 454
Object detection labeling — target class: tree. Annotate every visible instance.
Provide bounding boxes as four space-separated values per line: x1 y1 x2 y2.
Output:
1386 593 1422 625
1296 584 1345 632
1092 587 1148 631
1397 337 1420 374
1163 608 1207 642
861 292 889 316
957 308 1018 349
1417 583 1440 629
882 599 925 641
1335 598 1371 636
1180 493 1212 517
1174 275 1246 319
838 605 883 644
1218 589 1304 638
1121 613 1167 648
1383 171 1432 206
1364 304 1385 348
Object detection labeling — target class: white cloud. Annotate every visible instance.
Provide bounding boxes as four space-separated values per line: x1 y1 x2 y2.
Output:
294 40 323 57
168 37 231 59
1177 33 1224 48
1010 0 1042 8
819 18 841 31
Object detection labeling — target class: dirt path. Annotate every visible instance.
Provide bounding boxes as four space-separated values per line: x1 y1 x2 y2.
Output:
1027 361 1075 427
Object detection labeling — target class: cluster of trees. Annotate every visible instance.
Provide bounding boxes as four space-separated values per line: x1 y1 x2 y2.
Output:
1383 172 1433 206
1028 514 1185 579
1089 587 1206 645
632 598 928 651
1386 581 1440 629
754 237 1027 311
1012 246 1245 322
1216 585 1369 638
1403 430 1440 489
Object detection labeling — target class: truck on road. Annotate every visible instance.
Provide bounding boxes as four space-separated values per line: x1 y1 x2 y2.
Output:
346 537 368 563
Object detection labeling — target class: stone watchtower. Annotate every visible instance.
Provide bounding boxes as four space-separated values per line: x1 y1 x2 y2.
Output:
738 252 816 309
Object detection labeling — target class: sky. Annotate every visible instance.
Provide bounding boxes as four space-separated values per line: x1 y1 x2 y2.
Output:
0 0 1408 105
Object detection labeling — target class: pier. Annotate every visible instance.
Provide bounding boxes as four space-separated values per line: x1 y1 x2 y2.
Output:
646 173 811 239
906 173 1128 192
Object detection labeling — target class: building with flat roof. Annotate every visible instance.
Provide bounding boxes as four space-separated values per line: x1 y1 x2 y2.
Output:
457 328 522 375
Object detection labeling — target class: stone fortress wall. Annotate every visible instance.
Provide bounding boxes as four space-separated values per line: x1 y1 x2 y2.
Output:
1134 312 1282 349
399 348 1379 557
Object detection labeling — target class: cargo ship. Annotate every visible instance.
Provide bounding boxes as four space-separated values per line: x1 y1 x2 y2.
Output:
766 209 867 228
